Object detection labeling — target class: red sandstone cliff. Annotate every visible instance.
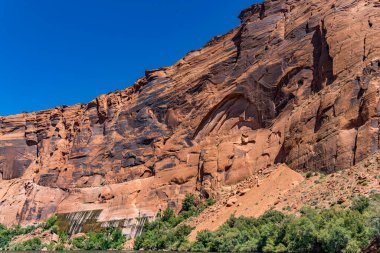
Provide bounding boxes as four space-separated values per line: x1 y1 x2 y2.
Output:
0 0 380 233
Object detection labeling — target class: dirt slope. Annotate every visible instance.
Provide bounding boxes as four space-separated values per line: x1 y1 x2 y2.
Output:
188 164 304 240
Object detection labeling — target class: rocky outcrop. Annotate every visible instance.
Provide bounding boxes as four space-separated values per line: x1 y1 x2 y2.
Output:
1 0 380 230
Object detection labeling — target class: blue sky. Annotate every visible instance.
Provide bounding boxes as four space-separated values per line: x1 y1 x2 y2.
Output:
0 0 258 116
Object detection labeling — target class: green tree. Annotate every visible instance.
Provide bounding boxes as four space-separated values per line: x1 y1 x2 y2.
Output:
284 217 318 252
182 194 196 211
162 208 175 222
44 214 57 230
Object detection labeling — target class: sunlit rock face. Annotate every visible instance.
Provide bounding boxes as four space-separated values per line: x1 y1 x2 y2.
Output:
1 0 380 229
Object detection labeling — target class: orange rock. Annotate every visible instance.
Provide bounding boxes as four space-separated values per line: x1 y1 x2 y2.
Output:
70 233 86 240
239 188 251 196
0 0 379 231
51 233 59 243
226 197 238 207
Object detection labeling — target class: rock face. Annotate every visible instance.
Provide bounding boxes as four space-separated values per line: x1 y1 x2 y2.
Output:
1 0 380 229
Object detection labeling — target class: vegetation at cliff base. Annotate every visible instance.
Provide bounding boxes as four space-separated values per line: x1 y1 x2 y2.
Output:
0 224 38 250
0 215 125 251
190 194 380 252
134 194 215 251
68 227 126 250
135 194 380 252
0 194 379 252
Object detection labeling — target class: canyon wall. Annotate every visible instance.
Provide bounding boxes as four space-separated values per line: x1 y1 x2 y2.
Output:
0 0 380 232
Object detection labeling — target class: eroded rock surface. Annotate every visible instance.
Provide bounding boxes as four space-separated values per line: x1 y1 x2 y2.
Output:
1 0 380 228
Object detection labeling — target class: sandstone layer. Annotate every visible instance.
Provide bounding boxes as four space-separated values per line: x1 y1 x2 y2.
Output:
1 0 380 233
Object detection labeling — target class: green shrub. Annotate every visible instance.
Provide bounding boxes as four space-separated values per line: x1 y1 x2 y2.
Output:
0 215 125 251
10 238 42 251
162 208 175 222
135 196 216 251
0 224 38 250
44 214 57 230
192 230 214 252
206 198 216 206
182 194 196 211
69 227 126 250
46 241 55 251
344 240 361 253
351 196 370 213
306 171 313 178
284 216 317 252
189 195 379 253
56 241 65 251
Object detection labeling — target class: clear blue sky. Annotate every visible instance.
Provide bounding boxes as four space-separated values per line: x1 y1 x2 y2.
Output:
0 0 258 116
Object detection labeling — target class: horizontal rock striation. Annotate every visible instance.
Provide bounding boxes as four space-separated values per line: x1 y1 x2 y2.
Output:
1 0 380 229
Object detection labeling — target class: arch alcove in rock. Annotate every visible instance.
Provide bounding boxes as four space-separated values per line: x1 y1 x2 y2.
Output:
193 93 263 140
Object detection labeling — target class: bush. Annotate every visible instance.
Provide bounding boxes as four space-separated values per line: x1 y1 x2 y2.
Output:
284 216 317 252
192 230 214 252
0 214 125 251
44 214 57 230
56 241 65 251
182 194 196 211
306 171 313 178
69 227 126 250
0 224 38 250
162 208 175 222
10 238 42 251
135 196 216 251
189 195 379 252
351 196 369 213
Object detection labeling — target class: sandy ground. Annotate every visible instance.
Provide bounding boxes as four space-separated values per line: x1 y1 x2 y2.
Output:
187 164 304 241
